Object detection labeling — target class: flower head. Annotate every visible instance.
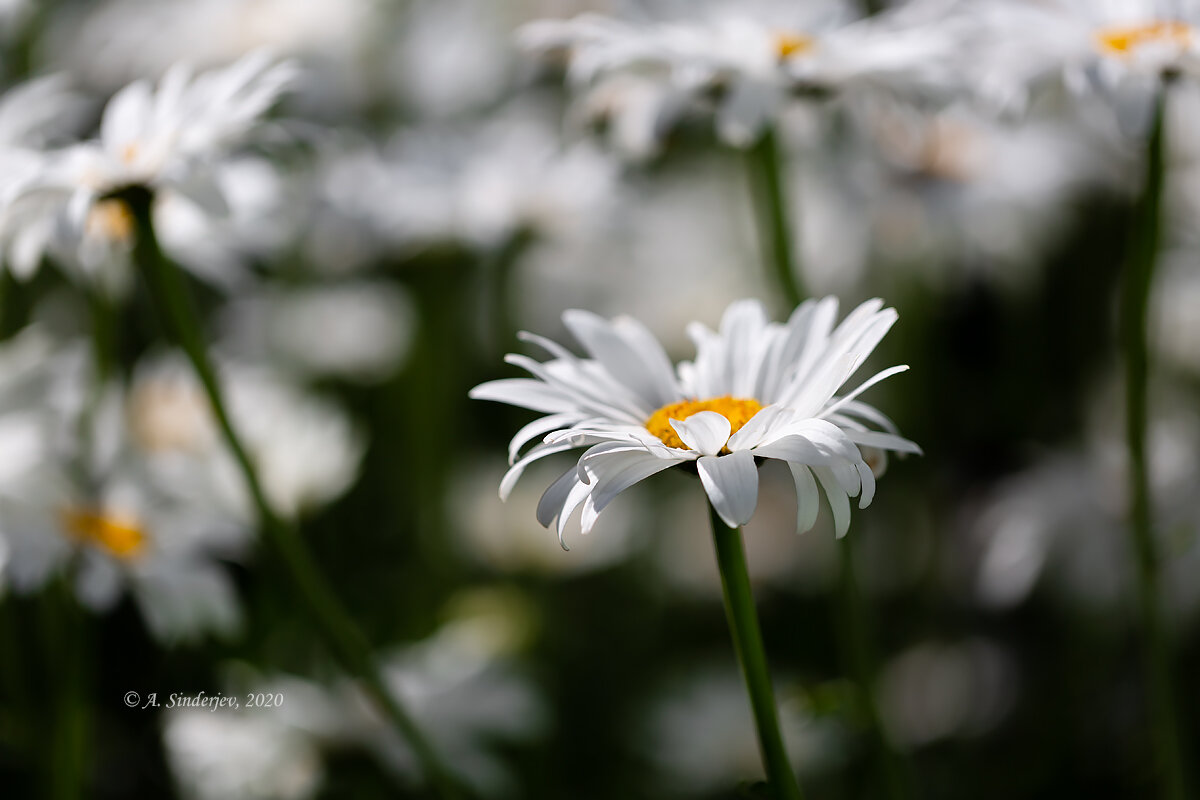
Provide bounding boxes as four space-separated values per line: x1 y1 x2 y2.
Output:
471 297 920 544
0 52 296 290
520 0 963 150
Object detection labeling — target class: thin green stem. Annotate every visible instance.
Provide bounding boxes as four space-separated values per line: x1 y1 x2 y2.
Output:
834 536 911 800
42 578 88 800
709 504 804 800
1120 86 1189 800
745 127 805 310
113 185 463 800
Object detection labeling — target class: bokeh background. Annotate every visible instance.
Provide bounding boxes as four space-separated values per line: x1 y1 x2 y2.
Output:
0 1 1199 799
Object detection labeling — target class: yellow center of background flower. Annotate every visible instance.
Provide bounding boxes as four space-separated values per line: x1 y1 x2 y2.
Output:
61 508 147 560
774 32 815 60
85 198 135 244
645 396 764 450
1096 20 1193 55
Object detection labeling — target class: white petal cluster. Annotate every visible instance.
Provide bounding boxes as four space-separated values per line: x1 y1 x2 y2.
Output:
0 52 296 288
472 297 919 542
520 0 964 150
0 330 363 642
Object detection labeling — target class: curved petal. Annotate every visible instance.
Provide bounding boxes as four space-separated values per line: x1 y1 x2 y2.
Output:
698 451 759 528
670 411 731 457
813 465 851 538
789 463 820 534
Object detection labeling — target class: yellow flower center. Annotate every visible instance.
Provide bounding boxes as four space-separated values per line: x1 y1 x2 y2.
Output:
85 198 135 244
61 508 147 561
774 32 815 60
1096 20 1193 56
645 396 764 450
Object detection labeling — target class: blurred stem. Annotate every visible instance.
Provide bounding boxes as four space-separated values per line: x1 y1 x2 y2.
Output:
1120 85 1188 800
709 505 804 800
834 536 911 800
86 288 118 382
114 185 464 800
746 127 805 310
42 578 88 800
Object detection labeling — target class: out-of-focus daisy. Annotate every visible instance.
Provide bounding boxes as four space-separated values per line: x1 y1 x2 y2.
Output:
0 332 246 643
217 281 415 383
0 330 364 640
521 0 962 149
966 0 1200 111
0 52 295 291
877 638 1018 748
966 384 1200 625
44 0 374 113
166 594 546 798
850 97 1128 284
0 75 90 278
127 353 366 521
306 103 618 272
471 297 919 543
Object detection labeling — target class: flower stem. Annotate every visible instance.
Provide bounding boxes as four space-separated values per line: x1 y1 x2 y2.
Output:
1120 85 1189 800
43 578 89 800
745 126 805 310
708 504 804 800
113 185 463 800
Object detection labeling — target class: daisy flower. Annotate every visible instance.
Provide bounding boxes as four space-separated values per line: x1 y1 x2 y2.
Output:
966 0 1200 110
470 297 920 542
520 0 962 149
0 52 295 290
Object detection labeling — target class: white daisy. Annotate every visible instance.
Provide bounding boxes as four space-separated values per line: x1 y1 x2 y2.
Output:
308 102 618 268
965 0 1200 111
470 297 920 544
0 330 364 640
0 332 247 643
520 0 962 148
0 52 295 290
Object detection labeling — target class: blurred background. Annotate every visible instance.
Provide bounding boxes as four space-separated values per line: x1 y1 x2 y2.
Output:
0 0 1198 798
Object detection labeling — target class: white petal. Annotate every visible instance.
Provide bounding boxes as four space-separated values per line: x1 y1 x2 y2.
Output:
814 465 851 538
508 412 580 464
820 365 910 419
562 309 680 409
470 378 572 414
789 463 820 533
856 460 876 509
844 429 923 455
586 449 681 513
669 411 731 457
698 451 759 528
499 441 578 500
537 467 583 528
726 405 788 452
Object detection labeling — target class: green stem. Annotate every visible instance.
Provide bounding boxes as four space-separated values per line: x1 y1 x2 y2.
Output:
709 504 804 800
42 578 88 800
835 536 911 800
745 127 805 310
113 185 463 800
1120 86 1189 800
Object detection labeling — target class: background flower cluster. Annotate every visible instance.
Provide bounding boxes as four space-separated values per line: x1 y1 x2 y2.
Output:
0 0 1198 798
